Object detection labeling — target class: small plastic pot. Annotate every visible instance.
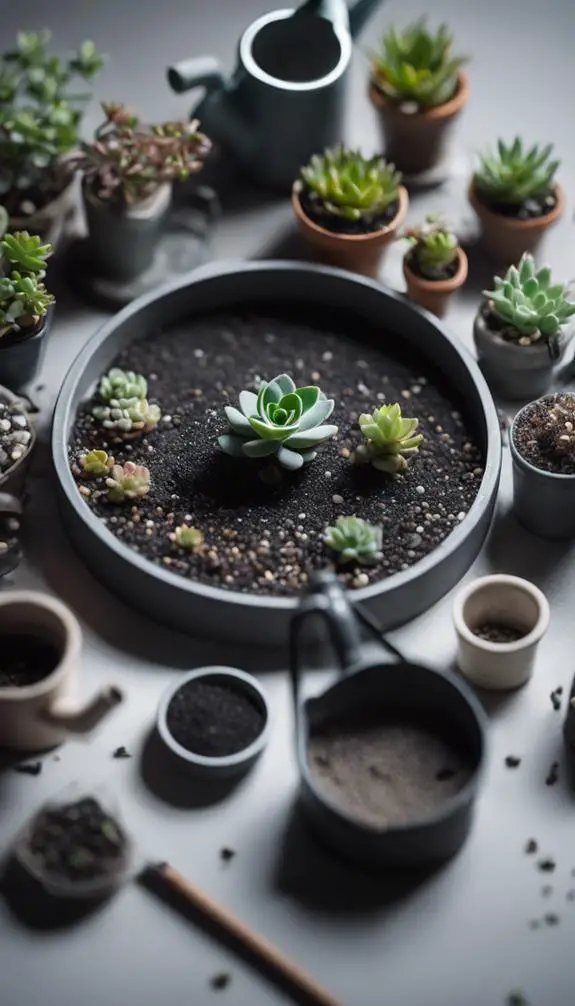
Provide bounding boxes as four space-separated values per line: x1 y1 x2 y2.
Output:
468 181 565 267
83 181 172 281
9 166 79 251
453 574 550 690
403 246 468 317
0 311 51 391
157 666 270 779
473 306 565 402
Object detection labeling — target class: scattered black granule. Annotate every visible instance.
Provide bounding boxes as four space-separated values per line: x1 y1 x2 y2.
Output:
507 991 529 1006
525 839 538 854
544 913 559 926
505 755 521 768
113 746 131 759
435 767 457 781
567 890 575 901
210 973 231 991
550 688 562 711
545 761 559 786
541 885 553 897
220 848 236 863
13 761 42 776
538 858 556 873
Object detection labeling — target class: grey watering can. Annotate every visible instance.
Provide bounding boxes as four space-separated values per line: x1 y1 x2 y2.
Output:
167 0 386 190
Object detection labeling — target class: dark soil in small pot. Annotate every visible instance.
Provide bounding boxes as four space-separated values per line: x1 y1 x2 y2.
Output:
403 247 468 318
0 634 60 688
471 621 528 644
468 181 565 267
69 305 485 598
0 313 50 391
166 677 266 757
83 180 171 282
511 393 575 538
473 303 561 402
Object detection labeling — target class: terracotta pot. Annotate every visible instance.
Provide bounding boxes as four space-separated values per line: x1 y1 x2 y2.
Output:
473 306 567 401
368 71 469 176
468 181 565 267
403 246 468 317
292 186 408 278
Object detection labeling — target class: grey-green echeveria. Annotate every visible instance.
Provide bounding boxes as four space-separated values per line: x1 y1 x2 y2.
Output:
92 396 161 436
98 367 148 402
218 373 337 471
324 516 383 565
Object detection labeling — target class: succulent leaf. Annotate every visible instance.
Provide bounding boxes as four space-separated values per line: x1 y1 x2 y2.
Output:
92 396 161 437
98 367 147 402
171 524 204 551
353 403 424 473
473 137 559 205
78 449 114 476
324 516 383 565
299 146 401 223
371 18 465 107
105 461 150 502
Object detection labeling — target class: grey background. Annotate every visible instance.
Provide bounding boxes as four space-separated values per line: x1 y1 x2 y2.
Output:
1 2 575 1005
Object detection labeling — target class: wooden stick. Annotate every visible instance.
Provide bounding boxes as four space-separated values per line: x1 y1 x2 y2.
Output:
145 861 342 1006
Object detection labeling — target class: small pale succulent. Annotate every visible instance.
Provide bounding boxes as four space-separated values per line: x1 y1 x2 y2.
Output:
219 373 337 472
78 449 114 476
484 253 575 358
353 402 424 473
371 18 466 108
98 367 148 402
298 146 401 222
324 516 383 565
171 524 204 551
92 397 161 436
473 138 559 205
105 461 150 502
403 214 459 278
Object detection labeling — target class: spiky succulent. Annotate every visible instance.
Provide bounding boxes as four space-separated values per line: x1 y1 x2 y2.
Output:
0 227 54 334
474 138 559 206
298 146 401 222
324 516 383 565
353 402 424 473
171 524 204 551
1 231 52 273
483 253 575 358
371 18 465 108
403 214 459 278
78 449 114 476
92 397 161 437
105 461 150 502
219 373 337 472
98 367 147 403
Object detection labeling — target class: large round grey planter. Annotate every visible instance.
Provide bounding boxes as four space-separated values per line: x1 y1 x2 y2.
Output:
473 308 567 402
52 261 502 644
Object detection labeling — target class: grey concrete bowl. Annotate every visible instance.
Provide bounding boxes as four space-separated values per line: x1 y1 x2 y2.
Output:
51 260 502 643
156 666 270 778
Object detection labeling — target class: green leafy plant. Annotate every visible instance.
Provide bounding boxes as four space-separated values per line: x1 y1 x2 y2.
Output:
98 367 147 403
402 214 459 278
298 146 401 223
171 524 204 551
0 31 104 211
74 102 212 207
371 19 465 108
0 228 54 335
324 516 383 565
353 402 424 473
105 461 150 502
78 449 114 476
92 396 161 437
483 253 575 359
219 373 337 471
473 138 559 206
1 229 52 271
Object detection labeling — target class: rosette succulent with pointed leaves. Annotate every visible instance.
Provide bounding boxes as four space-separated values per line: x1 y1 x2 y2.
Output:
78 449 114 476
98 367 147 403
371 19 466 108
219 373 337 471
353 402 424 473
0 228 54 335
92 396 161 437
105 462 150 502
484 253 575 359
473 138 559 206
324 516 383 565
171 524 204 551
298 146 401 223
403 214 459 278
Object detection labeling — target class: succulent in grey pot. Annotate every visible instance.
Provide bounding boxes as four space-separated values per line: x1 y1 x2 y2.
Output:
473 253 575 401
510 392 575 539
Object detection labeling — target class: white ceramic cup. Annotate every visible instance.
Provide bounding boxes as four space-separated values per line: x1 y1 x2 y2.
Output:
452 574 550 690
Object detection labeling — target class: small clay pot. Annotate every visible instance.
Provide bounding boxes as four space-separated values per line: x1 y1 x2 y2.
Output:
368 71 470 177
473 306 566 401
292 186 409 278
403 246 468 317
468 181 565 267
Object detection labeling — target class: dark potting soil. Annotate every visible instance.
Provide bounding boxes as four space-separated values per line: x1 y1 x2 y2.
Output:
299 187 399 235
406 249 459 282
27 797 126 883
69 307 484 597
475 187 557 220
308 713 472 829
513 394 575 474
166 678 265 757
0 634 60 688
472 621 528 643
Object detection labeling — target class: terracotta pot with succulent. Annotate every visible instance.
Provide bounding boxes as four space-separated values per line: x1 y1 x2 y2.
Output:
474 253 575 401
510 392 575 539
469 138 563 265
402 215 468 317
73 103 211 282
369 19 468 178
292 145 408 277
0 30 104 246
0 207 55 389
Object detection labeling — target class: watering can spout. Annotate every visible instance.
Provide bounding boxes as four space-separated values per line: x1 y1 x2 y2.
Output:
348 0 386 38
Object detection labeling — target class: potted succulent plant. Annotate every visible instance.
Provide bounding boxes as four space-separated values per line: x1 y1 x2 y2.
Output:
292 145 408 278
73 103 211 281
468 138 563 265
510 392 575 538
474 253 575 401
401 215 468 317
0 30 104 246
369 19 468 177
0 207 55 389
351 402 424 473
323 516 383 566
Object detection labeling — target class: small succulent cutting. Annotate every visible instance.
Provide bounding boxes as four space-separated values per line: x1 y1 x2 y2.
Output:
99 367 147 402
298 146 401 223
353 402 424 473
371 18 466 108
483 253 575 359
324 516 383 565
78 449 114 476
170 524 204 551
0 227 54 336
219 373 337 472
106 462 150 502
403 215 459 279
473 138 559 206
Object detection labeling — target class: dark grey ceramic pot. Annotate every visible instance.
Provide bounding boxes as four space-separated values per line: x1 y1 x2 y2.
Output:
473 308 567 402
510 394 575 539
0 310 51 391
83 183 172 281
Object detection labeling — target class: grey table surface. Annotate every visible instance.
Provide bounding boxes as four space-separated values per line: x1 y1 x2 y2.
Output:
2 2 575 1005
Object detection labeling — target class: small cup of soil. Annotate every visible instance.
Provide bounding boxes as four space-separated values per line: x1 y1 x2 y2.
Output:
157 667 269 778
453 574 550 690
511 393 575 538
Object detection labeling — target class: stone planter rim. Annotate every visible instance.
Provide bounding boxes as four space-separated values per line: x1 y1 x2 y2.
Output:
452 573 550 654
291 185 409 246
510 393 575 482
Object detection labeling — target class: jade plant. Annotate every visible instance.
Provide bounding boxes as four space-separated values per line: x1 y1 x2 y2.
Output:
403 215 459 278
297 146 401 223
0 220 54 336
324 516 383 565
353 402 424 473
92 366 161 437
473 139 559 207
483 253 575 359
78 449 114 476
106 461 150 502
219 373 337 471
371 19 466 108
170 524 204 551
0 31 104 214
